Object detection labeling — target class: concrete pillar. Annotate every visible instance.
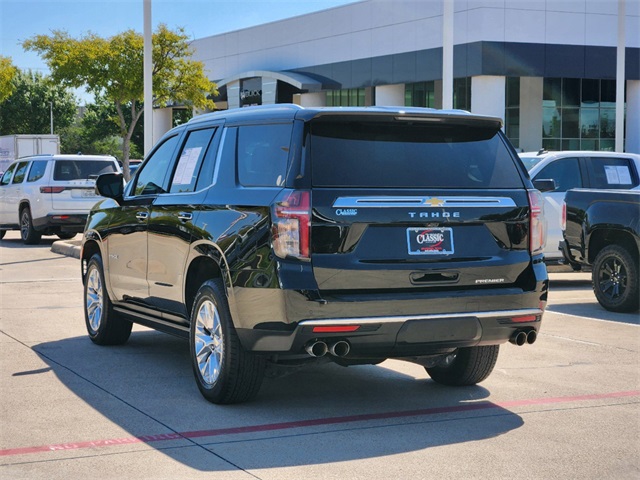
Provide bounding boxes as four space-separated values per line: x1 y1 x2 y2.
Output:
295 92 327 107
227 80 240 110
152 107 172 146
471 76 506 122
519 77 544 152
375 84 405 106
626 80 640 154
262 77 277 105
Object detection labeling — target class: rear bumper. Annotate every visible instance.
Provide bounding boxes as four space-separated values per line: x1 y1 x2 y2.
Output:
33 213 88 232
236 307 544 358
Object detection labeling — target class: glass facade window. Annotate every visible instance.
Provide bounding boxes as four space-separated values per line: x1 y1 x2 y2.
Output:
326 88 366 107
505 77 520 149
453 77 471 111
405 81 436 108
542 78 622 151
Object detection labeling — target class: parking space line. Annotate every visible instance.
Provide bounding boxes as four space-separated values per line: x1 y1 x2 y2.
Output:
1 390 638 459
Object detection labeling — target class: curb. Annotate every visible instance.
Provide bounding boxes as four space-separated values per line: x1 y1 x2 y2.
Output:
51 240 81 259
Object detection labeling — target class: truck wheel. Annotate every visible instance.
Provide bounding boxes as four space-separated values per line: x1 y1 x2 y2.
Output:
20 208 41 245
190 278 265 404
425 345 499 386
592 245 639 313
84 254 132 345
57 232 76 240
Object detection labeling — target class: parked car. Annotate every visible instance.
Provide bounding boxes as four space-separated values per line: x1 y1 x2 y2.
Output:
82 104 548 404
519 150 640 265
562 188 640 312
0 154 120 243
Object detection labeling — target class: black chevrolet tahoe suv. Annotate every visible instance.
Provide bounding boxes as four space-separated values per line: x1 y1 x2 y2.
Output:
82 105 548 404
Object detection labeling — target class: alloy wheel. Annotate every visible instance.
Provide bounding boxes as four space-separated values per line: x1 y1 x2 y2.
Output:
86 267 104 332
597 257 628 301
194 299 224 385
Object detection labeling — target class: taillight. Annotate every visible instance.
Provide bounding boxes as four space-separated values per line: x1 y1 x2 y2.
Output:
271 189 311 260
528 189 545 255
561 200 567 231
40 186 65 193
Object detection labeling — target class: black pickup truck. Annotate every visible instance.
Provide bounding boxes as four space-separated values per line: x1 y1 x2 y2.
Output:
562 189 640 312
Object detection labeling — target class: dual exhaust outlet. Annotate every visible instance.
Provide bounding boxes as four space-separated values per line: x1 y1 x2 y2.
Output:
509 329 537 346
305 340 350 358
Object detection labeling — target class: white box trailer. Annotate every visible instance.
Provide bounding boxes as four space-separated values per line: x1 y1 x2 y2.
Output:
0 134 60 173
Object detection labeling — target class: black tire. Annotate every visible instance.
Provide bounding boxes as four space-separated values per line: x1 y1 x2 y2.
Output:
425 345 499 386
57 232 77 240
84 254 132 345
20 208 41 245
189 278 265 404
592 245 639 313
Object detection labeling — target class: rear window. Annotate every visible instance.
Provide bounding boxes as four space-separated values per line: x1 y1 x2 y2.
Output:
587 157 638 189
309 119 523 188
53 160 117 181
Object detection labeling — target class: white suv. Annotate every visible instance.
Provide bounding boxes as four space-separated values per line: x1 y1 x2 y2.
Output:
519 150 640 264
0 154 120 244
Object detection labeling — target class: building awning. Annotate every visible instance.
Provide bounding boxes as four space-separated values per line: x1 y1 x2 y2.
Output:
216 70 335 92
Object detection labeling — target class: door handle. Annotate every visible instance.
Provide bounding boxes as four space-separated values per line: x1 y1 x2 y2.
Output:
135 211 149 221
178 212 193 222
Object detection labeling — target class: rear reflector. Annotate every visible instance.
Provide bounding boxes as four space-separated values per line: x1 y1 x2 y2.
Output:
52 215 70 220
40 186 65 194
511 315 538 323
312 325 360 333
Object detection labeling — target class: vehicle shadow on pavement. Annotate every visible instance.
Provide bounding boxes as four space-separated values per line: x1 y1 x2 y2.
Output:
31 331 524 471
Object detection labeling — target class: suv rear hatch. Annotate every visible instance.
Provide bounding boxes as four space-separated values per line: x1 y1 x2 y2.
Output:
49 159 118 210
305 113 535 294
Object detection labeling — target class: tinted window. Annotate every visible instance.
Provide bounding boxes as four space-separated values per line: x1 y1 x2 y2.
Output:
169 128 216 193
27 160 47 182
237 124 292 187
310 119 523 188
587 157 638 189
53 160 117 180
535 158 582 192
12 162 30 184
134 135 180 196
0 163 16 186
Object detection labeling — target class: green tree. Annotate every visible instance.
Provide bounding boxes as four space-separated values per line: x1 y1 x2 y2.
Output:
0 56 18 103
24 24 218 179
0 69 76 135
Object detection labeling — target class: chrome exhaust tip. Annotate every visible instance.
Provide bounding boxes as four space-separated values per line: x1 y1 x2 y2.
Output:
305 341 328 357
329 340 350 357
509 331 527 346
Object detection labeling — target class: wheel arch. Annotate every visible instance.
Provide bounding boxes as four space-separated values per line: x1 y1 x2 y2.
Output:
588 228 638 264
184 241 235 323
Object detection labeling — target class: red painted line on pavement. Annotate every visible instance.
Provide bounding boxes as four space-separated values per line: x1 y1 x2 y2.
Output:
1 390 638 458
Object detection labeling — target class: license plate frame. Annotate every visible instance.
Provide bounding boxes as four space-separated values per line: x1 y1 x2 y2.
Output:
406 227 454 255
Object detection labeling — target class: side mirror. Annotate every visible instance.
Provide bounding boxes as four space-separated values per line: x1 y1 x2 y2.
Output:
533 178 556 193
95 172 124 201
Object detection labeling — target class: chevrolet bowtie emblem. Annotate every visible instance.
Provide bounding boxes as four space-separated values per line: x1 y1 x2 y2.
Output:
424 197 445 207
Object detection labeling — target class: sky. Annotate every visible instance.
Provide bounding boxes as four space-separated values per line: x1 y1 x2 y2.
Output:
0 0 359 101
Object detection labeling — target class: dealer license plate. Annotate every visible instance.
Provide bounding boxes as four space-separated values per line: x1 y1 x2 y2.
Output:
81 189 97 197
406 227 454 255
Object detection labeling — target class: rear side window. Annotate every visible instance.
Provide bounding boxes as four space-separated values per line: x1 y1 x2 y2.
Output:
237 124 292 187
587 157 638 189
169 127 216 193
12 161 30 184
53 160 117 181
0 163 16 185
309 119 523 188
27 160 48 182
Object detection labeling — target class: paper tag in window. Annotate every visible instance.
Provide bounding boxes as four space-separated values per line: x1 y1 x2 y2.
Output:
604 165 632 185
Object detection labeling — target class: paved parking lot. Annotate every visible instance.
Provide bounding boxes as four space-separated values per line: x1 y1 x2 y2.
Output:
1 231 638 479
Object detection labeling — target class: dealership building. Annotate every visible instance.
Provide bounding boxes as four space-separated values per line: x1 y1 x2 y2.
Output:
186 0 640 153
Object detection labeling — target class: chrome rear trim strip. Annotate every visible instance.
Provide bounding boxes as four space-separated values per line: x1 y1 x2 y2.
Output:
299 308 542 326
332 196 517 208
